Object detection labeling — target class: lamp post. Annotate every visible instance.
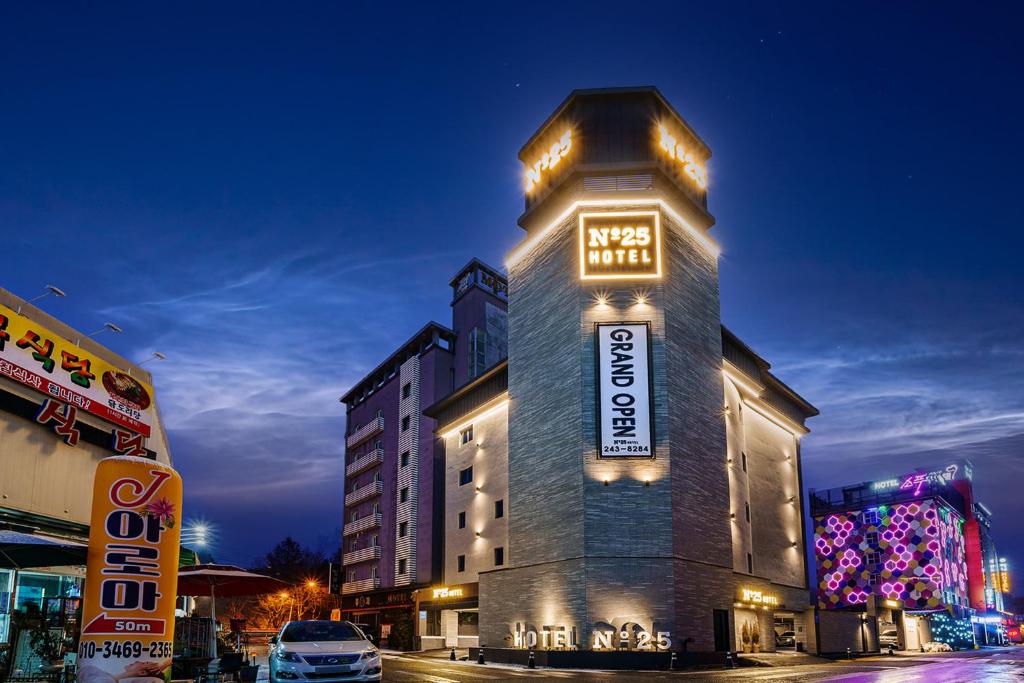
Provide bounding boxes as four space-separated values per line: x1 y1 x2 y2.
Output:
76 322 122 346
17 285 66 314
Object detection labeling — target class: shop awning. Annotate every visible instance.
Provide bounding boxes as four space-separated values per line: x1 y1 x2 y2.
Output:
0 529 87 569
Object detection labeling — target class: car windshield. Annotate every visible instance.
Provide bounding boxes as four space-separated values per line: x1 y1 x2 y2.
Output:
281 622 364 642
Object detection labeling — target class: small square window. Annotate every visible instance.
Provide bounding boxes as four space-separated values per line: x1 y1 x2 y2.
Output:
371 534 379 547
867 531 879 547
741 452 747 472
459 466 473 486
398 559 407 575
402 383 411 399
401 416 411 432
747 552 753 574
495 499 504 519
374 439 383 449
458 511 466 529
869 572 880 587
745 502 750 523
400 487 409 503
863 510 880 526
460 425 474 445
494 547 505 566
401 451 410 468
457 555 466 572
867 551 880 567
399 522 408 538
347 571 355 583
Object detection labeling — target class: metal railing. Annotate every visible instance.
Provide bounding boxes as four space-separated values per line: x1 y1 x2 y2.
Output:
345 417 384 449
345 449 384 477
342 545 381 566
343 513 382 537
345 481 383 507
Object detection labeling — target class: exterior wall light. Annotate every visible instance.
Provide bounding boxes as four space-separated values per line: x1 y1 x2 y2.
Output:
791 542 798 548
730 512 736 520
475 531 482 537
475 485 482 492
788 496 796 504
644 479 651 487
635 292 648 305
603 479 609 486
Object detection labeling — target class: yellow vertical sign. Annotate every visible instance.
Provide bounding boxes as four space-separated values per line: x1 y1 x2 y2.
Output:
77 457 182 683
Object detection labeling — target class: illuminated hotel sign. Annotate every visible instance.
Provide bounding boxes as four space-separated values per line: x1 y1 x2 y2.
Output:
871 463 960 494
579 211 662 280
657 123 707 190
595 323 653 457
738 588 780 607
524 129 572 192
431 586 464 600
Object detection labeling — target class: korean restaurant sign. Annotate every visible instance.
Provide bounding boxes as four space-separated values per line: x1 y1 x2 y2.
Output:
0 303 154 436
78 456 182 683
595 323 654 457
579 211 662 280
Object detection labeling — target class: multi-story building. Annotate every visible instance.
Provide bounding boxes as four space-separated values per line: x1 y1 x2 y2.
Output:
810 460 1008 651
337 260 507 648
345 87 821 664
0 287 174 672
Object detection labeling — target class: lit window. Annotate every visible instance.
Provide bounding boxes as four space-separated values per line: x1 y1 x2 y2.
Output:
494 547 505 567
495 500 504 519
461 425 474 445
459 466 473 486
457 555 466 572
458 511 466 529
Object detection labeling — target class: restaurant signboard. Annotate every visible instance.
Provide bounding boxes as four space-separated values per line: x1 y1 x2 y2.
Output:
0 303 154 436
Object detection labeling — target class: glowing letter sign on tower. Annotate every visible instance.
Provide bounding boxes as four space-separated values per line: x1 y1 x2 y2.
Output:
78 456 182 683
579 211 662 280
596 323 654 457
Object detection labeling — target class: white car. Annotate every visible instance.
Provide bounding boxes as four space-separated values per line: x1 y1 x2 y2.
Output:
879 629 899 647
269 620 381 683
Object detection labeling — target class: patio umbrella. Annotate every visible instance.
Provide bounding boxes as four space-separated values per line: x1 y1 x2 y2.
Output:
0 529 87 569
177 564 288 656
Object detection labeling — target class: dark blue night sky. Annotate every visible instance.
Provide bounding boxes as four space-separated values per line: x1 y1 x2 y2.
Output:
2 3 1022 570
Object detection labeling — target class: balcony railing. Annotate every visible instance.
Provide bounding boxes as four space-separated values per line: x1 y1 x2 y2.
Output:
346 416 384 449
345 481 383 507
346 449 384 478
341 577 380 595
343 513 382 537
343 545 381 566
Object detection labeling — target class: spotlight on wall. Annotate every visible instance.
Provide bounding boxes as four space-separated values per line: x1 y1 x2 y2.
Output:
730 512 736 519
644 479 651 487
603 479 609 487
475 485 482 492
634 290 648 305
791 542 798 548
475 531 481 537
788 496 796 504
476 440 484 448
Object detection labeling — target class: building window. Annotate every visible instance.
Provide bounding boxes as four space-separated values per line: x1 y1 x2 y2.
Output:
741 452 747 472
401 415 410 431
459 466 473 486
458 511 466 529
747 553 753 574
372 502 380 515
402 383 411 399
374 439 383 450
867 551 880 567
469 327 487 379
372 534 379 547
867 531 879 547
348 538 357 552
863 510 880 526
869 572 880 587
495 499 504 519
401 451 410 467
374 470 382 483
460 425 474 445
494 547 505 566
347 571 355 583
370 566 378 580
398 559 407 575
745 502 750 523
457 555 466 572
376 408 383 419
399 522 408 538
400 487 409 503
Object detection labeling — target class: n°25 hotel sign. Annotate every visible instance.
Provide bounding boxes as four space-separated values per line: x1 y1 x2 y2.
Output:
0 304 155 437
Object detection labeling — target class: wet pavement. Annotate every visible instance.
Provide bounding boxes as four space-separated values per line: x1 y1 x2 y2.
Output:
379 646 1024 682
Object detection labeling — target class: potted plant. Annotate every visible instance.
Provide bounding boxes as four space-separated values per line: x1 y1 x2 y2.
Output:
740 621 751 653
751 621 761 653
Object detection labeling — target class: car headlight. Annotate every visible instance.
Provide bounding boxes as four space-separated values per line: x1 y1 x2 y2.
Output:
274 650 303 663
361 648 380 660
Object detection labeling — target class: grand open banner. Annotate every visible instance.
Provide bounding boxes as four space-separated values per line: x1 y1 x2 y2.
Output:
0 303 155 436
78 457 182 683
595 322 654 457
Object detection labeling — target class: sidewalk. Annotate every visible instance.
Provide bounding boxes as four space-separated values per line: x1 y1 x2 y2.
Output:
738 651 833 667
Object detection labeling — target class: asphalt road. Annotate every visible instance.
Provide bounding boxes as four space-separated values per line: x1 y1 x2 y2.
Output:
381 647 1024 682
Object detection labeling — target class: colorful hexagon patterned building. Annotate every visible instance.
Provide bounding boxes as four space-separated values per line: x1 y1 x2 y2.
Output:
813 499 968 610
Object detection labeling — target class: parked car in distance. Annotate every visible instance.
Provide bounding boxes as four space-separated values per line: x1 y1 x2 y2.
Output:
879 629 899 647
776 630 796 647
269 620 381 683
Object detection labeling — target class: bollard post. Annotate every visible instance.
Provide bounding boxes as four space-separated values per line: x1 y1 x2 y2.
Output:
527 650 536 669
477 648 485 665
669 651 677 671
847 647 852 660
725 651 734 669
450 646 456 661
